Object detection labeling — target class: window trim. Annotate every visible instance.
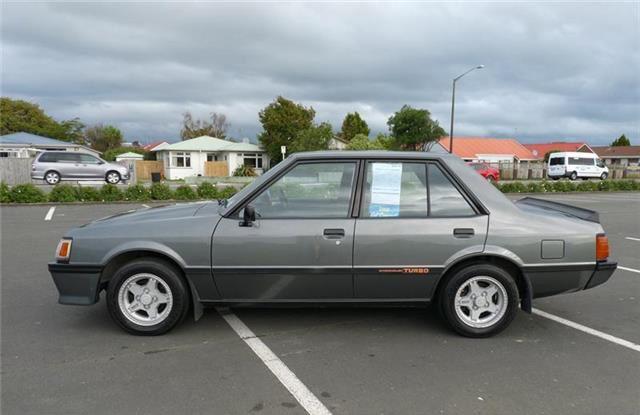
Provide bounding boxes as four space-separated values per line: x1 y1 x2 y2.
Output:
227 159 362 220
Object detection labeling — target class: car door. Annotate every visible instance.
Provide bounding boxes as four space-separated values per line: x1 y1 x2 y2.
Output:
354 160 488 299
56 152 81 178
78 153 105 179
212 160 359 300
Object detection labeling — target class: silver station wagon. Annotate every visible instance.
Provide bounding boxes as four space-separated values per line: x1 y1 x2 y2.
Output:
32 151 130 184
49 151 617 337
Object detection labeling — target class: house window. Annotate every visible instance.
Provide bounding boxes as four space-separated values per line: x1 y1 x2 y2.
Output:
172 152 191 167
207 153 218 162
241 153 263 169
0 149 19 158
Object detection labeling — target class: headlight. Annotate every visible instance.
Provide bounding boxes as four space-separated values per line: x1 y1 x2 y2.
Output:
56 238 72 263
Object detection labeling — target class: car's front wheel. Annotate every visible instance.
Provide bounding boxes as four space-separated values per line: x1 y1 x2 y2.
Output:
107 258 190 335
600 172 608 180
106 171 121 184
439 264 519 337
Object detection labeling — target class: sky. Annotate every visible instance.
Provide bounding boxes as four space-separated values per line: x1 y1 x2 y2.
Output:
1 1 638 145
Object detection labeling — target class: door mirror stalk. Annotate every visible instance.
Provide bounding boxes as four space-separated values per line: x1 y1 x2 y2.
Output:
240 205 256 227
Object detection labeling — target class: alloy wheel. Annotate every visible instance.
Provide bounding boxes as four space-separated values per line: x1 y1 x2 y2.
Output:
117 273 173 326
454 276 508 329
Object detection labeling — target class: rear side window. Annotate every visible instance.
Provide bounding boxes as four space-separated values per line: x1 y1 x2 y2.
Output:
549 157 565 166
428 164 476 217
570 157 595 166
361 162 476 218
38 152 60 162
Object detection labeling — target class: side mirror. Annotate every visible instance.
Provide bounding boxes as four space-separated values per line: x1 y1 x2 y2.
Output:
240 205 256 227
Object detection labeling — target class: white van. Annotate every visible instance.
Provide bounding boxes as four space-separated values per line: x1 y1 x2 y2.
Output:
547 152 609 180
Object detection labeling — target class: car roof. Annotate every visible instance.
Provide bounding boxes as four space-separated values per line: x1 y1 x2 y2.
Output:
289 150 457 161
549 152 597 157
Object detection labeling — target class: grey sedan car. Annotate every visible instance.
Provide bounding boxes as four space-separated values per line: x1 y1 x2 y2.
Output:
32 151 129 184
49 151 617 337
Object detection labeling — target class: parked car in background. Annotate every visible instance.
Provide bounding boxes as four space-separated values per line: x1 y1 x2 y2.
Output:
32 151 129 185
49 151 616 337
468 162 500 182
547 152 608 180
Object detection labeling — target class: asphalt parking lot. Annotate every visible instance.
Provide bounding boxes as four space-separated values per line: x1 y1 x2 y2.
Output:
1 193 639 415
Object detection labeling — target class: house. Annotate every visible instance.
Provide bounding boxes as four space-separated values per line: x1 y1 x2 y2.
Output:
523 142 594 160
329 136 349 150
437 137 536 163
0 132 101 158
115 152 144 162
152 135 270 179
592 146 640 167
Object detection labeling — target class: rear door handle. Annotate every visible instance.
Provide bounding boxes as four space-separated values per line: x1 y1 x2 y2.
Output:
453 228 475 238
323 228 345 239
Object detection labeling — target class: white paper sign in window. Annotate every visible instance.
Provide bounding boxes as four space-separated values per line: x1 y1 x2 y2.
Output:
369 163 402 217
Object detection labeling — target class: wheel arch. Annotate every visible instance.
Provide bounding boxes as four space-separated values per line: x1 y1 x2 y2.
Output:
99 249 204 321
433 254 532 313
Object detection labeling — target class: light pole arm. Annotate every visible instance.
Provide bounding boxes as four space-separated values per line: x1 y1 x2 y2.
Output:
448 65 484 154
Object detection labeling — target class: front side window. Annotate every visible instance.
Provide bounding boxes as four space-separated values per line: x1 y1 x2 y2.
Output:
361 162 428 218
56 153 80 163
79 154 101 164
249 162 356 219
172 152 191 167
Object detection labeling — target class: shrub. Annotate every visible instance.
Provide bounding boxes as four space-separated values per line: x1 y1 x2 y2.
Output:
526 182 544 193
100 184 123 201
576 181 598 192
76 186 102 202
48 184 78 203
124 184 150 201
233 165 257 177
217 186 238 199
150 183 173 200
9 184 47 203
0 182 10 203
174 185 197 200
197 182 218 199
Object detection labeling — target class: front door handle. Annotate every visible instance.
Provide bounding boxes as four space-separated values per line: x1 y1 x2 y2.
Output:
323 228 345 239
453 228 475 238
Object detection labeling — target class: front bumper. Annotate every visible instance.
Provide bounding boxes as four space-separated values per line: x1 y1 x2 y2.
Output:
48 263 103 305
584 261 617 290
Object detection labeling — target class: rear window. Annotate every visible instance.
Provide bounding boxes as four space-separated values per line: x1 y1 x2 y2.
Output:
549 157 565 166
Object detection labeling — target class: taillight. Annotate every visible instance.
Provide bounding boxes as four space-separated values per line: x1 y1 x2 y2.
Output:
596 234 609 262
56 239 72 263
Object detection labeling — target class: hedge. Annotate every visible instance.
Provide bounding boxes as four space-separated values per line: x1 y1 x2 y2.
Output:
6 179 638 204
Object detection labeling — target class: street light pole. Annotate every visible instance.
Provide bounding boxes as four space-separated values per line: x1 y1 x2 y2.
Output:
449 65 484 154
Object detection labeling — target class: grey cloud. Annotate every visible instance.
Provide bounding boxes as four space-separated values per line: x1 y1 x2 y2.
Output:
1 2 638 144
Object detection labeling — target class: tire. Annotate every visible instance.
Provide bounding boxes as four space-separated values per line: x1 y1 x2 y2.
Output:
44 170 61 185
569 171 578 181
106 258 190 335
551 176 559 181
600 172 608 180
106 171 121 184
486 175 496 183
439 264 519 338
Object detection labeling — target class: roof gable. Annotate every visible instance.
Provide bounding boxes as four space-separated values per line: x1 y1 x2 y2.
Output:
155 136 264 152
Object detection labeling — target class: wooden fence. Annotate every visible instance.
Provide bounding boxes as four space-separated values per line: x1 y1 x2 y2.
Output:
0 158 33 185
204 161 229 177
134 160 164 181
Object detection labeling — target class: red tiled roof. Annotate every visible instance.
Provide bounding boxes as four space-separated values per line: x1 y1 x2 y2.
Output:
523 142 593 159
142 140 168 151
438 137 536 160
592 145 640 158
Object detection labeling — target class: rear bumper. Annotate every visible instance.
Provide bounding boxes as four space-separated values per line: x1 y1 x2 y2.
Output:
49 263 103 305
584 261 617 290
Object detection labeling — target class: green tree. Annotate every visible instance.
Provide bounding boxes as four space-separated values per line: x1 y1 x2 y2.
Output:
0 97 84 142
84 124 123 153
258 96 316 161
181 111 229 140
543 149 562 162
346 133 388 150
387 105 446 151
611 134 630 146
339 112 370 142
289 122 333 153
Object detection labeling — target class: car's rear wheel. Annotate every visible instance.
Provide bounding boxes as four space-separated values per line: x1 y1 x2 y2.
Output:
439 264 519 337
600 172 608 180
106 258 190 335
486 175 496 183
44 170 61 185
106 171 121 184
569 171 578 180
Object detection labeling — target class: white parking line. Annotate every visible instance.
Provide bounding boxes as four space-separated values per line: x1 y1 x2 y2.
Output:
141 204 150 208
619 266 640 274
44 207 56 221
625 237 640 242
532 308 640 353
217 308 332 415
